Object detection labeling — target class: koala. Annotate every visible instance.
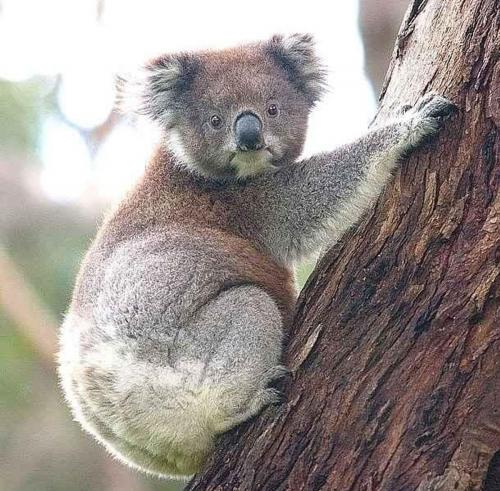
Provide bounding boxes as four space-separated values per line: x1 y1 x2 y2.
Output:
58 34 455 479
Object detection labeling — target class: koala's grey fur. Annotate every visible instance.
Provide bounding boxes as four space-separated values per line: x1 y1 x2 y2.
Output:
58 34 455 479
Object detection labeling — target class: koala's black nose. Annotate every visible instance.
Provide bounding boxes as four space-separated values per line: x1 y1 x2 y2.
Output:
234 112 263 151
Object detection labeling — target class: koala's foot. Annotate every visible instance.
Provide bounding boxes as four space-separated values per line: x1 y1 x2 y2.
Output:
265 364 290 381
402 92 457 148
213 387 282 433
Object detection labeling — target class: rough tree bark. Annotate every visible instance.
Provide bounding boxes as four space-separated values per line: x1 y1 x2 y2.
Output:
186 0 499 489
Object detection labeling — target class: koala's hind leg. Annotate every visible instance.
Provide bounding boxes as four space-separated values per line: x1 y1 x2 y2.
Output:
184 285 285 434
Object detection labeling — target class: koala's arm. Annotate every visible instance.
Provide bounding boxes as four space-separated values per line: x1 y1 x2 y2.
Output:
239 94 456 263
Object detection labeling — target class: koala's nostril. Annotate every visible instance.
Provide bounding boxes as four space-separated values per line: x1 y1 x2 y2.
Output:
235 113 263 151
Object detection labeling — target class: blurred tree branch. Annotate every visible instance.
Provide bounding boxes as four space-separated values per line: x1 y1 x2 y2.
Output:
0 246 58 367
358 0 409 95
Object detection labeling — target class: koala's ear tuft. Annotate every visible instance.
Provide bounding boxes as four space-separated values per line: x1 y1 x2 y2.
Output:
117 54 199 124
266 33 327 106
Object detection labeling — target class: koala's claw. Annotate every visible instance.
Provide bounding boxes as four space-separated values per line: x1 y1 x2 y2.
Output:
414 92 457 120
265 364 291 381
265 388 286 405
398 103 413 115
403 93 457 147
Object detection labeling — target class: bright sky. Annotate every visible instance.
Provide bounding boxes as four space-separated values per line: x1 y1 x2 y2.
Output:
0 0 376 205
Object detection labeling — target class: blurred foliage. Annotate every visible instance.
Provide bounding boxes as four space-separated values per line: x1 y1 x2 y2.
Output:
5 211 93 314
0 313 34 411
0 79 47 158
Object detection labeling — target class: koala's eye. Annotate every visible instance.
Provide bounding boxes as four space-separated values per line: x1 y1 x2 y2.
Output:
210 114 223 129
267 104 279 117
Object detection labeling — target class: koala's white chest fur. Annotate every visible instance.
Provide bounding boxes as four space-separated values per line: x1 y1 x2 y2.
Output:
231 148 275 178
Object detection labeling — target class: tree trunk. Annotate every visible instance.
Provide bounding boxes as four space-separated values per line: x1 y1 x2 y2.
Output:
187 0 499 489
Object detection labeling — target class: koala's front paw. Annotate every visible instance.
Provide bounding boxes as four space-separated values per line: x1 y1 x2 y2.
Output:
403 93 457 148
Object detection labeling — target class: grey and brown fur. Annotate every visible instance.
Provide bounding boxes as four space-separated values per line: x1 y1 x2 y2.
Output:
58 34 456 479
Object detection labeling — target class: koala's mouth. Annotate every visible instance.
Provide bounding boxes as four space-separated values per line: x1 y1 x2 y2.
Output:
230 148 275 178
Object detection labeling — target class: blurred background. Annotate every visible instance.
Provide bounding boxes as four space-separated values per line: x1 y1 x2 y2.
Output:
0 1 409 489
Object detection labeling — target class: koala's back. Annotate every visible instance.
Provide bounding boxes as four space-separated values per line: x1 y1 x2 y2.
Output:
76 228 241 340
73 224 295 333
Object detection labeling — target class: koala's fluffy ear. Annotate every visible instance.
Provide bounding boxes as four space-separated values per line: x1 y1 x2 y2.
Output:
117 54 198 124
266 33 327 107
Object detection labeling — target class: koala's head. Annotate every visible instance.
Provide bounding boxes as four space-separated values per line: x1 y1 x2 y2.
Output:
121 34 327 179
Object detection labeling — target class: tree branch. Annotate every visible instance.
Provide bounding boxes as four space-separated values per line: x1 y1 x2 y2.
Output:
0 246 58 367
